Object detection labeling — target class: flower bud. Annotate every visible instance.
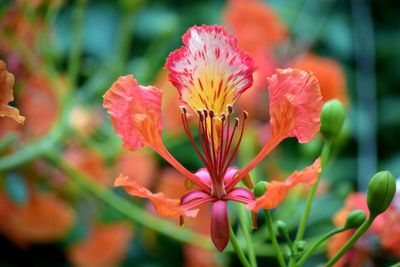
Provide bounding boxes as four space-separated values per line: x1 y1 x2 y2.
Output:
320 99 346 140
344 210 366 229
254 181 268 197
295 240 306 252
276 220 288 237
367 171 396 217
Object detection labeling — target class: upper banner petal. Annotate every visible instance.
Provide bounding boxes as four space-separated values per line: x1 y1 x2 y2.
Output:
247 158 321 211
166 25 256 115
115 175 198 218
0 60 25 124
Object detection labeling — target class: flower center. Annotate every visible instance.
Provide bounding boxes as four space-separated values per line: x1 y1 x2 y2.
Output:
180 105 248 198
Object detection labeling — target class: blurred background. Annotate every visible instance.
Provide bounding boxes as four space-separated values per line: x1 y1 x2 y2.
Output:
0 0 399 266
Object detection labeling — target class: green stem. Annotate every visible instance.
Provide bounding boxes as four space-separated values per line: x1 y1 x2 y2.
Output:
325 218 374 267
45 153 214 249
0 133 18 153
230 226 252 267
68 0 87 91
295 140 332 243
237 204 258 267
265 210 287 267
296 227 346 266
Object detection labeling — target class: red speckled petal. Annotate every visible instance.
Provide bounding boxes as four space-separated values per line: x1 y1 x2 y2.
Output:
166 25 256 115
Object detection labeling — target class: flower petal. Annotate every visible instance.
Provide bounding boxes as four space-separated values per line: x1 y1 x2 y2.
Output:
104 76 209 191
103 75 163 151
224 188 255 204
267 68 323 143
247 158 321 211
115 175 198 218
229 68 322 190
211 200 230 252
166 25 256 115
0 60 25 124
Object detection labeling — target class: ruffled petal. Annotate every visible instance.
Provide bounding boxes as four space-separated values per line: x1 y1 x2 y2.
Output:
247 158 321 211
211 200 230 252
166 25 256 115
0 60 25 124
267 68 323 144
229 68 322 190
103 75 163 151
115 175 198 218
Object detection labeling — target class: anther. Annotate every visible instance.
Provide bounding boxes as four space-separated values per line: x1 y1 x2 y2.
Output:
235 117 239 126
209 110 215 119
203 109 208 118
227 104 233 114
180 106 187 114
221 113 226 122
197 110 204 121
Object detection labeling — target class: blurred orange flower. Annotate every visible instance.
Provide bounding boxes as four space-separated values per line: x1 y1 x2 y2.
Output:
294 54 348 106
224 0 287 54
19 74 60 137
64 143 110 186
115 151 157 188
68 223 133 267
0 191 75 245
0 60 25 124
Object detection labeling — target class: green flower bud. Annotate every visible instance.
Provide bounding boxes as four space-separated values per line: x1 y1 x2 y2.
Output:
254 181 268 197
367 171 396 217
320 99 346 140
295 240 306 252
344 210 366 229
276 220 288 237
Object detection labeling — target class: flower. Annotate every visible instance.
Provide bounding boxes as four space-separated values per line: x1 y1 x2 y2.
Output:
68 222 133 267
0 60 25 124
0 191 75 245
103 25 322 252
293 53 348 106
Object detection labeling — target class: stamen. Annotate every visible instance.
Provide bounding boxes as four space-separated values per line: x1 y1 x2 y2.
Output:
227 104 233 114
222 112 248 174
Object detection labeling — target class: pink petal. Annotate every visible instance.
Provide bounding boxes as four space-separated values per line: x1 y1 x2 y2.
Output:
103 75 163 151
224 188 255 204
181 190 213 206
211 200 230 252
194 168 212 187
247 158 321 211
223 167 239 186
166 25 256 115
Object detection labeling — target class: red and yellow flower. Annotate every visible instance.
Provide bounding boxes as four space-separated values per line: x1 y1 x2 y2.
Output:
103 25 322 252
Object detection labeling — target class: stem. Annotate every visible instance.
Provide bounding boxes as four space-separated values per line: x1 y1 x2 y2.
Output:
68 0 87 91
0 133 18 153
325 218 374 267
45 153 214 249
264 210 287 267
295 140 332 243
238 204 258 267
229 226 252 267
296 227 346 266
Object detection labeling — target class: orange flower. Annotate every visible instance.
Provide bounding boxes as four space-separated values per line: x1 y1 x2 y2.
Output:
64 143 110 186
19 74 59 137
104 25 322 252
293 53 348 106
68 223 133 267
224 0 287 54
115 151 157 188
0 60 25 124
0 191 75 245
